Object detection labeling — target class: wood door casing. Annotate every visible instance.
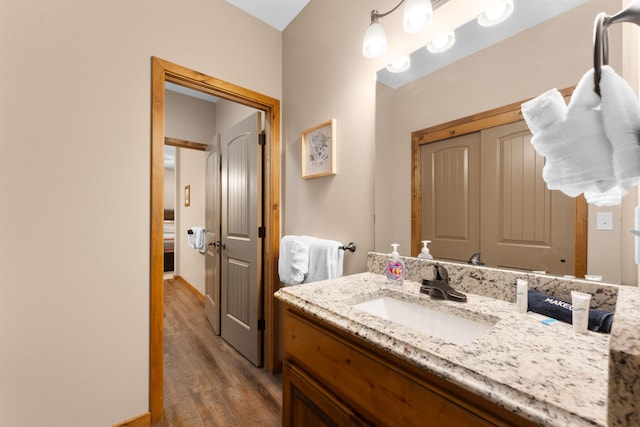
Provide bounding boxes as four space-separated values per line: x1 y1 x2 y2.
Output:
411 87 586 277
150 57 281 423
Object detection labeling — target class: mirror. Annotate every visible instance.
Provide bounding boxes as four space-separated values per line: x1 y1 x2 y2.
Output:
374 0 638 284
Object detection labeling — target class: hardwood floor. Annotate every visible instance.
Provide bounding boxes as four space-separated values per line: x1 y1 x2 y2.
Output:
153 277 282 427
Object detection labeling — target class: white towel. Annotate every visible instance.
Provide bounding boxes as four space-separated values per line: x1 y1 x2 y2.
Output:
189 226 206 253
599 65 640 191
523 70 616 197
585 186 625 206
305 238 344 284
521 88 567 134
278 235 314 286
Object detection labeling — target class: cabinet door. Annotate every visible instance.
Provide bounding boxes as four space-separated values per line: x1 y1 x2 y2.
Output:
283 361 369 427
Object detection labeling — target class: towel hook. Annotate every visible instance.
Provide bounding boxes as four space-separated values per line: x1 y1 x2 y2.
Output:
593 0 640 95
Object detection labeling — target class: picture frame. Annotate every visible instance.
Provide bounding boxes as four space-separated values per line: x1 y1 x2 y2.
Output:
301 118 336 179
184 185 190 207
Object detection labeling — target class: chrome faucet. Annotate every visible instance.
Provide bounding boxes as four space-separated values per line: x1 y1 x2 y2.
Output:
420 265 467 303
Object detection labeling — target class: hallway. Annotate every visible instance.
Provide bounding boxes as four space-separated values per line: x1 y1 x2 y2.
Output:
153 278 282 426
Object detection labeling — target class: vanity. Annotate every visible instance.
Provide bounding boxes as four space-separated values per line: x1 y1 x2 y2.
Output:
275 253 640 426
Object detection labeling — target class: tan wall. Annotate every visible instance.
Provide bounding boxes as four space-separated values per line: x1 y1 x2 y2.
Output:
164 167 176 210
165 90 217 293
177 148 207 294
166 90 218 144
373 0 638 284
216 99 259 131
0 0 281 425
282 0 381 275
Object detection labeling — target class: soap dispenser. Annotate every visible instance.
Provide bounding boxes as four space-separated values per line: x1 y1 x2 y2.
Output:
418 240 433 260
384 243 405 285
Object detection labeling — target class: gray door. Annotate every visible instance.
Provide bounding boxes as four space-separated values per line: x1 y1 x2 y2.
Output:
205 138 221 335
220 112 263 366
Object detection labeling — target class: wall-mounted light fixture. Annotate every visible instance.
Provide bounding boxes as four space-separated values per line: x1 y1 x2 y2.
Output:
362 0 434 58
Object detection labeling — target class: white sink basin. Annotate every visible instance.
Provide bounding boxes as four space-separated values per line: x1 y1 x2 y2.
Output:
352 296 494 346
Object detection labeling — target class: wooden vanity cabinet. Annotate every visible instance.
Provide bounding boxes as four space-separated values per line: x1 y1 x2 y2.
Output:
282 305 537 427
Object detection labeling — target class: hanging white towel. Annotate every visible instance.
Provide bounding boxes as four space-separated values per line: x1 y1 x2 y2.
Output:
599 65 640 191
189 226 206 253
521 88 567 134
278 235 314 286
522 70 617 197
305 238 344 284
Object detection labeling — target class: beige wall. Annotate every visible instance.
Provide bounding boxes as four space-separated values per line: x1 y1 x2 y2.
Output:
373 0 638 284
282 1 380 275
0 0 281 425
165 90 217 293
166 90 218 144
177 148 207 294
164 166 176 210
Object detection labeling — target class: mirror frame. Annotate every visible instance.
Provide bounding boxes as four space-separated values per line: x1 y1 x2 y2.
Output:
411 86 587 277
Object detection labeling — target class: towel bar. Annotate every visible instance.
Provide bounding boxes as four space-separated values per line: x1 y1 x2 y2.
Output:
593 0 640 95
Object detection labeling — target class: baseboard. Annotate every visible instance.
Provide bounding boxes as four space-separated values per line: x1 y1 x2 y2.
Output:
173 275 205 302
111 412 150 427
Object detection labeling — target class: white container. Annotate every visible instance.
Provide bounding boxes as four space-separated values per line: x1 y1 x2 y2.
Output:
571 291 591 334
516 279 528 313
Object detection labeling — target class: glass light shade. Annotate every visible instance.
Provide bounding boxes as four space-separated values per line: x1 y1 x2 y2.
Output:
386 55 411 73
403 0 433 34
362 22 387 58
426 31 455 53
478 0 514 27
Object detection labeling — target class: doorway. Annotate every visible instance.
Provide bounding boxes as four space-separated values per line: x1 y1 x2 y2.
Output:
150 57 281 424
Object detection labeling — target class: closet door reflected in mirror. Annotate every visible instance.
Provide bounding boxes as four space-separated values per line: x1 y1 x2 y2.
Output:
480 121 574 274
421 132 480 260
418 119 577 276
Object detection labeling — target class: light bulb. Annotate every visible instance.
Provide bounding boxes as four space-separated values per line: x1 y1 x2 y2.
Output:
362 22 387 58
426 31 455 53
478 0 514 27
403 0 433 34
386 56 411 73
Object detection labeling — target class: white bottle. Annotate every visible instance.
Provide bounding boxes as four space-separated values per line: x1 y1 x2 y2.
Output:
384 243 405 285
418 240 433 260
516 279 528 313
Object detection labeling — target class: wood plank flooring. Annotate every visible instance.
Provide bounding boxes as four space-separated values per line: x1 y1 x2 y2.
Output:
153 277 282 427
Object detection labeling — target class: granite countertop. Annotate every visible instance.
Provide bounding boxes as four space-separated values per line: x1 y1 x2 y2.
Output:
275 272 612 427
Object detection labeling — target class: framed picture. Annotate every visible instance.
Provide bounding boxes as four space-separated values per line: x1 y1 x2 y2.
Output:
184 185 190 207
301 119 336 179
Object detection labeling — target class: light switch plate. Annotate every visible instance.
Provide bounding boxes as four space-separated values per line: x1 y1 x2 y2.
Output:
596 212 614 230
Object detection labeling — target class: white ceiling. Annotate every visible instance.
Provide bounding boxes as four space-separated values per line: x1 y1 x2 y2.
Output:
225 0 310 31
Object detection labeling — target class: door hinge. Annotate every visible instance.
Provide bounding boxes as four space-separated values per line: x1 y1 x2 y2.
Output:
258 131 266 146
258 318 266 330
258 226 265 238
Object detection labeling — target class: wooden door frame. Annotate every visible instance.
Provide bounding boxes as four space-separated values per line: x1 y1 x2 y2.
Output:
410 87 587 277
150 57 281 423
